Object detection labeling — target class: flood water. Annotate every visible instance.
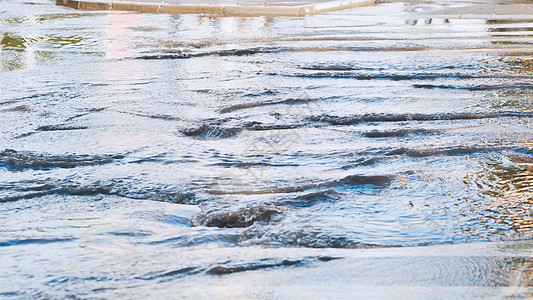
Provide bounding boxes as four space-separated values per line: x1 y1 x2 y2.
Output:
1 0 532 298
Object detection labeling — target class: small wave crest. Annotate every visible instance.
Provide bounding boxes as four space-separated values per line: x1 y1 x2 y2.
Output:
135 267 200 281
0 149 124 171
207 174 392 196
194 205 284 228
136 256 342 280
0 179 197 204
0 237 77 247
284 72 531 81
242 226 387 248
135 47 283 60
276 189 341 208
362 128 437 138
220 97 327 114
207 259 302 275
308 111 533 125
385 145 530 158
36 124 89 132
339 145 532 170
413 83 533 90
180 124 243 139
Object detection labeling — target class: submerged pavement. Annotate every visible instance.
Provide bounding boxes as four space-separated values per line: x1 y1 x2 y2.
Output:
1 0 532 298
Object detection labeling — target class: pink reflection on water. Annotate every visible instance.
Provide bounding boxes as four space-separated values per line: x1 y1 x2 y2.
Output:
105 12 143 59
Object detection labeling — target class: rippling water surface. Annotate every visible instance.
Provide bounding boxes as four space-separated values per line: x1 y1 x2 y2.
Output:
1 0 532 298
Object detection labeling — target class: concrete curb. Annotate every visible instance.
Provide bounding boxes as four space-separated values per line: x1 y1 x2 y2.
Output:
56 0 375 16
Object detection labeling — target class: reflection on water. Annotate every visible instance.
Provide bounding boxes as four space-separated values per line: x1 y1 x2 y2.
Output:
488 19 533 46
466 154 533 241
0 0 532 298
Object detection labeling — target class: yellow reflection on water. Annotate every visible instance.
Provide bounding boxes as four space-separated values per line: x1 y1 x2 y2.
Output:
476 154 533 239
